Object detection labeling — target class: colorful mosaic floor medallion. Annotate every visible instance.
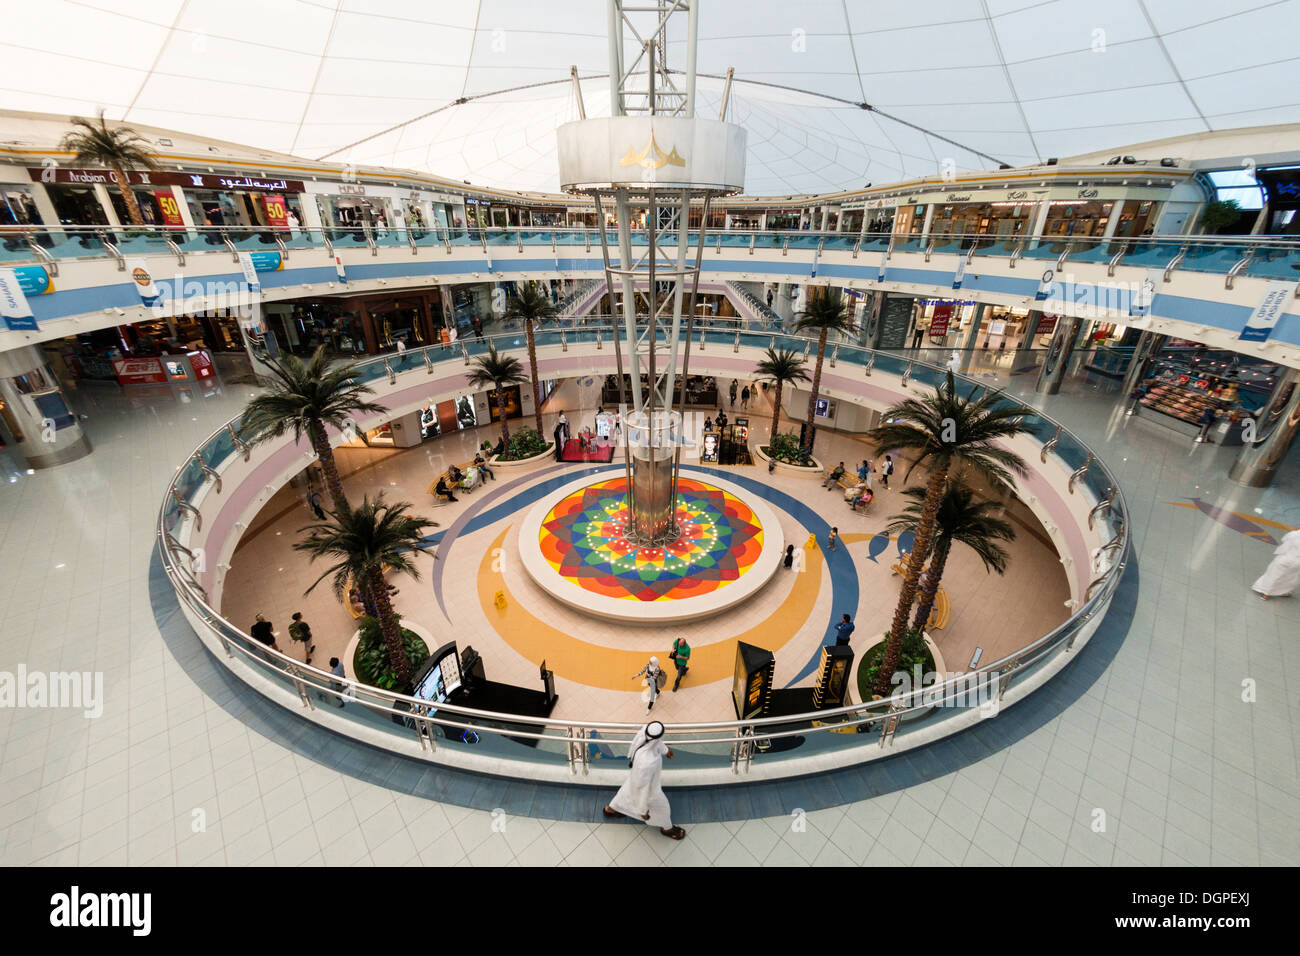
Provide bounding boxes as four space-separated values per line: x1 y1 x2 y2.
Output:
538 476 764 601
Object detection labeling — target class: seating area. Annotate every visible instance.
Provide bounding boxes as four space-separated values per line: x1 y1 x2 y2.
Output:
428 462 483 502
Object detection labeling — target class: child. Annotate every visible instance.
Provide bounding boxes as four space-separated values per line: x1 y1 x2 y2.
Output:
828 527 838 552
783 545 795 570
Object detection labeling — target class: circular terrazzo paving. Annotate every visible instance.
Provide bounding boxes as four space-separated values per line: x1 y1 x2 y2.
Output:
518 472 784 623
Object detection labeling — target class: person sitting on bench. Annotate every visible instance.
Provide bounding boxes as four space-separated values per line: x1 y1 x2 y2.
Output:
435 476 458 502
823 461 846 490
448 464 464 485
473 452 495 481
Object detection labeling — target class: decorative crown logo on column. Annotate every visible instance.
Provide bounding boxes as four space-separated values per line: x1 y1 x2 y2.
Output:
618 132 687 170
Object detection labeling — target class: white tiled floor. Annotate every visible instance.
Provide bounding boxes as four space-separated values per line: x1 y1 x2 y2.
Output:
0 357 1297 866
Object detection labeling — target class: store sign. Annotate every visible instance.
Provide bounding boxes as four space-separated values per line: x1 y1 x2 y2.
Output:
8 264 52 297
337 184 367 195
154 190 184 226
127 259 161 305
0 267 38 330
262 193 289 228
1129 268 1163 318
111 357 168 385
29 168 306 193
929 304 953 338
1035 268 1055 300
1239 280 1296 342
189 350 214 379
1035 313 1059 335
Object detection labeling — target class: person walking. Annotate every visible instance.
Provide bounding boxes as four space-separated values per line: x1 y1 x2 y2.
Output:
602 721 685 840
741 385 751 409
308 489 327 521
1195 406 1217 444
834 612 855 646
325 656 347 707
880 454 894 489
1252 529 1300 600
250 614 277 649
669 637 691 692
288 612 316 664
828 527 839 552
729 379 739 406
632 656 666 711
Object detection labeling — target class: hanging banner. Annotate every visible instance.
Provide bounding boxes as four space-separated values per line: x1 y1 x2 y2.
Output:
334 254 347 283
153 190 184 227
877 246 888 282
1239 280 1296 342
951 256 966 290
263 193 289 228
127 259 161 306
237 252 261 293
1034 268 1055 301
1129 268 1163 318
928 303 953 338
0 267 38 330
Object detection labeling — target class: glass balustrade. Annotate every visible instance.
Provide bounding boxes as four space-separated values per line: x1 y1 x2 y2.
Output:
157 330 1129 779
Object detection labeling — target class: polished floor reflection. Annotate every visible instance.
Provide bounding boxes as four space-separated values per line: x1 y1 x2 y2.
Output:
0 357 1297 866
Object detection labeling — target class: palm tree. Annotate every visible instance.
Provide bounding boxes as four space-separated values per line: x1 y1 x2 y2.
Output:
885 482 1015 633
502 283 558 434
467 345 528 445
238 346 385 514
753 347 810 445
866 372 1030 698
295 493 436 688
791 289 858 455
60 110 160 227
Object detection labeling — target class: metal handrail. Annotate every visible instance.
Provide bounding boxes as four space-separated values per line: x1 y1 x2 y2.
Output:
192 452 222 493
1067 451 1094 494
156 328 1131 759
1040 425 1062 463
1088 487 1115 529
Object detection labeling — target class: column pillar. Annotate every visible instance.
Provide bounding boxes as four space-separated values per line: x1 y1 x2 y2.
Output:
0 346 92 468
863 293 883 353
959 303 985 372
1229 367 1300 488
1121 331 1165 394
1034 315 1080 394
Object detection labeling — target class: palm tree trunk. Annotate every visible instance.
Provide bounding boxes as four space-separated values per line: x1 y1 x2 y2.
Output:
526 317 544 435
912 539 951 633
802 328 828 455
307 418 349 514
112 164 145 226
770 381 783 444
498 389 510 443
874 464 948 698
366 566 410 686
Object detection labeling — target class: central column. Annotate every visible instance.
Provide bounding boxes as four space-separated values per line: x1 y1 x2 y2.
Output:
557 0 747 546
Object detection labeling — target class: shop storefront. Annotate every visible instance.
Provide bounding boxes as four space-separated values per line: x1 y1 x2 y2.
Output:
314 184 394 236
1 183 43 226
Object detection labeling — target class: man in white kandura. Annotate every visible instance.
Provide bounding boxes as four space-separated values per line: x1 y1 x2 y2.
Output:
603 721 686 840
1252 529 1300 600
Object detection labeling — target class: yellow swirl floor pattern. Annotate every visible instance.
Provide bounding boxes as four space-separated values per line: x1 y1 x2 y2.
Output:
476 526 825 690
